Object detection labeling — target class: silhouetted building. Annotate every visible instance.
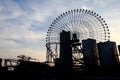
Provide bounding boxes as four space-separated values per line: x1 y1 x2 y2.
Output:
60 30 73 72
0 58 2 68
98 41 119 67
0 58 2 72
82 38 100 68
118 45 120 54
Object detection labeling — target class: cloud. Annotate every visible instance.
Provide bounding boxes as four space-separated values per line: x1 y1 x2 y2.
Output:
0 0 49 61
82 5 91 10
92 0 107 8
0 0 23 21
0 47 46 62
0 0 90 44
0 39 19 48
0 0 120 61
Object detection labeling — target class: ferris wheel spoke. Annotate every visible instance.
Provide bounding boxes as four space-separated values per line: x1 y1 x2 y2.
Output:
46 9 110 63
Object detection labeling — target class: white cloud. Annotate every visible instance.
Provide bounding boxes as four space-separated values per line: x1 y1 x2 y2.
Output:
103 10 120 20
0 21 46 40
0 39 19 48
0 0 23 21
92 0 106 7
82 5 91 10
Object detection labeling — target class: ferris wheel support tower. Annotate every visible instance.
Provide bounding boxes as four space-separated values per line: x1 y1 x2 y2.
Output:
46 9 110 65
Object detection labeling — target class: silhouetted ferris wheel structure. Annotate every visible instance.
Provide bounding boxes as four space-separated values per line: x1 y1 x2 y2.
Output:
46 9 110 65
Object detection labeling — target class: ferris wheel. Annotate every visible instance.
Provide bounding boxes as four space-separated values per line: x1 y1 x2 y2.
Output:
46 9 110 64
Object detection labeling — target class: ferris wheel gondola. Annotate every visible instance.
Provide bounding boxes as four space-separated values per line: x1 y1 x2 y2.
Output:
46 9 110 64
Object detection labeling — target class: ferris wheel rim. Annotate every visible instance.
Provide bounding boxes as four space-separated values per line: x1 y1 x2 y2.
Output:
46 9 110 62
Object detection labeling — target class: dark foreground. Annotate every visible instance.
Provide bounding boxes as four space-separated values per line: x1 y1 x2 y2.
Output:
1 61 120 80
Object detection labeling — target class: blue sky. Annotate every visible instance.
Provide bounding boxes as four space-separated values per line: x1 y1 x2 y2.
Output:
0 0 120 61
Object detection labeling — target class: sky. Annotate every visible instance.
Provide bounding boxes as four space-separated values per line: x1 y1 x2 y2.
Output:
0 0 120 62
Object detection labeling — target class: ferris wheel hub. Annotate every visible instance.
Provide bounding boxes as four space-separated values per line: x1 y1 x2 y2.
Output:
46 9 110 64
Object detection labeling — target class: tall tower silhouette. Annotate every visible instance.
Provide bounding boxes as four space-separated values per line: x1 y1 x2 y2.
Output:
60 30 73 72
